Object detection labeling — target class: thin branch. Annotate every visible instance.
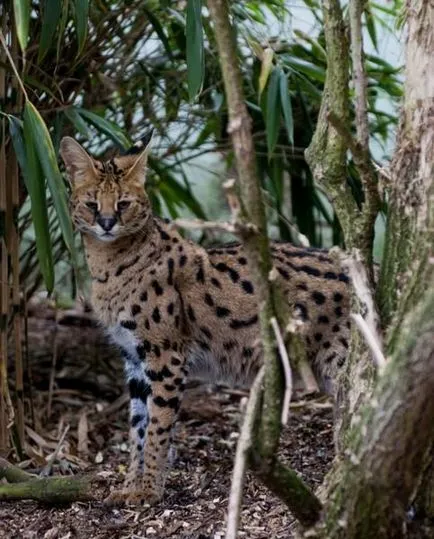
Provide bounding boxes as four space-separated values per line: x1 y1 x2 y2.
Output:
270 318 292 425
226 367 264 539
351 313 386 371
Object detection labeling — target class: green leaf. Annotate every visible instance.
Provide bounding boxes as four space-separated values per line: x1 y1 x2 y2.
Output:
279 70 294 147
8 116 28 179
258 48 274 96
266 67 281 159
23 101 77 263
143 6 174 60
38 0 62 63
74 0 89 56
186 0 204 101
13 0 30 52
365 4 378 51
56 0 70 64
22 111 55 292
64 107 91 138
77 108 131 149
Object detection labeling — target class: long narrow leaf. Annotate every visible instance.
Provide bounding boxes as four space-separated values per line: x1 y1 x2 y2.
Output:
64 107 91 138
74 0 89 56
56 0 70 64
24 102 76 261
77 108 131 149
8 116 27 179
38 0 62 63
186 0 204 101
143 6 174 60
13 0 30 52
279 70 294 147
266 67 281 159
22 114 54 292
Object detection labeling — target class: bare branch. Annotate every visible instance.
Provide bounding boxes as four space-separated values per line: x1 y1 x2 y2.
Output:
226 367 264 539
270 318 292 425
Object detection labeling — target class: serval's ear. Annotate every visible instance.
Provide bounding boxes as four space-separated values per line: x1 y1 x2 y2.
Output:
119 129 154 186
60 137 98 185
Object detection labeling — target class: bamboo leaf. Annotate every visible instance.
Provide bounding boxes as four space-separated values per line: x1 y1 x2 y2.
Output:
22 113 54 292
143 6 174 60
56 0 70 64
279 70 294 147
13 0 30 52
38 0 62 63
258 48 274 96
186 0 204 101
64 107 91 138
77 108 131 149
23 102 76 263
364 4 378 52
266 67 281 159
74 0 89 56
8 116 27 179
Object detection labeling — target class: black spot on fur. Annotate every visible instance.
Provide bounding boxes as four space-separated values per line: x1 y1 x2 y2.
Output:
338 273 350 283
335 306 343 318
151 281 164 296
214 262 239 283
131 414 144 427
140 290 148 302
296 283 308 291
131 304 141 316
163 339 171 350
146 366 173 381
223 340 236 351
196 266 205 283
312 291 326 305
152 307 161 323
121 320 137 330
204 293 214 307
138 428 145 438
241 280 254 294
277 266 289 280
323 341 331 349
153 344 161 357
129 379 151 403
318 315 329 324
179 255 187 267
167 258 175 286
200 327 212 339
339 337 349 348
325 353 336 364
334 292 343 302
295 302 309 321
314 332 323 342
171 357 181 366
115 255 140 277
187 305 196 322
136 344 146 359
143 340 152 353
238 257 247 265
216 306 231 318
167 302 174 315
332 324 340 333
230 314 258 330
153 396 180 410
243 347 253 358
211 277 221 289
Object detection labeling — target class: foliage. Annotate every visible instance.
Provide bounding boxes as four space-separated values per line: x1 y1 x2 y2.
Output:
0 0 402 296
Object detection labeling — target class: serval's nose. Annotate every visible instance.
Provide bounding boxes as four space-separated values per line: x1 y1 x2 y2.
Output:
97 215 117 232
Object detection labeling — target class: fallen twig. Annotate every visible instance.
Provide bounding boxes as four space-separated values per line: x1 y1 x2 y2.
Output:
226 367 264 539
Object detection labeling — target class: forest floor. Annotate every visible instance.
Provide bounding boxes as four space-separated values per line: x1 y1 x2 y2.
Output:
0 382 334 539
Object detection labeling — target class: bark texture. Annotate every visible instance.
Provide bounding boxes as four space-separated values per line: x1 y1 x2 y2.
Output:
315 290 434 539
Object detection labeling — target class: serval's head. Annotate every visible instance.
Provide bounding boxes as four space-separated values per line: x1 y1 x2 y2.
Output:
60 132 153 242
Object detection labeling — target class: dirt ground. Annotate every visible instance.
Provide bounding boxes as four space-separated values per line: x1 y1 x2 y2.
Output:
0 382 334 539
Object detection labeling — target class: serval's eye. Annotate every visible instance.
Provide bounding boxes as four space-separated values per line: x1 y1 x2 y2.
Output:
85 201 98 212
117 200 131 211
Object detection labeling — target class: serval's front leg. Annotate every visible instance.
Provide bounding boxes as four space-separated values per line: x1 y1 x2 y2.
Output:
121 347 187 505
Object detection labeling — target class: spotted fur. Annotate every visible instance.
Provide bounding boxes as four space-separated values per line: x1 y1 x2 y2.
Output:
60 135 351 505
